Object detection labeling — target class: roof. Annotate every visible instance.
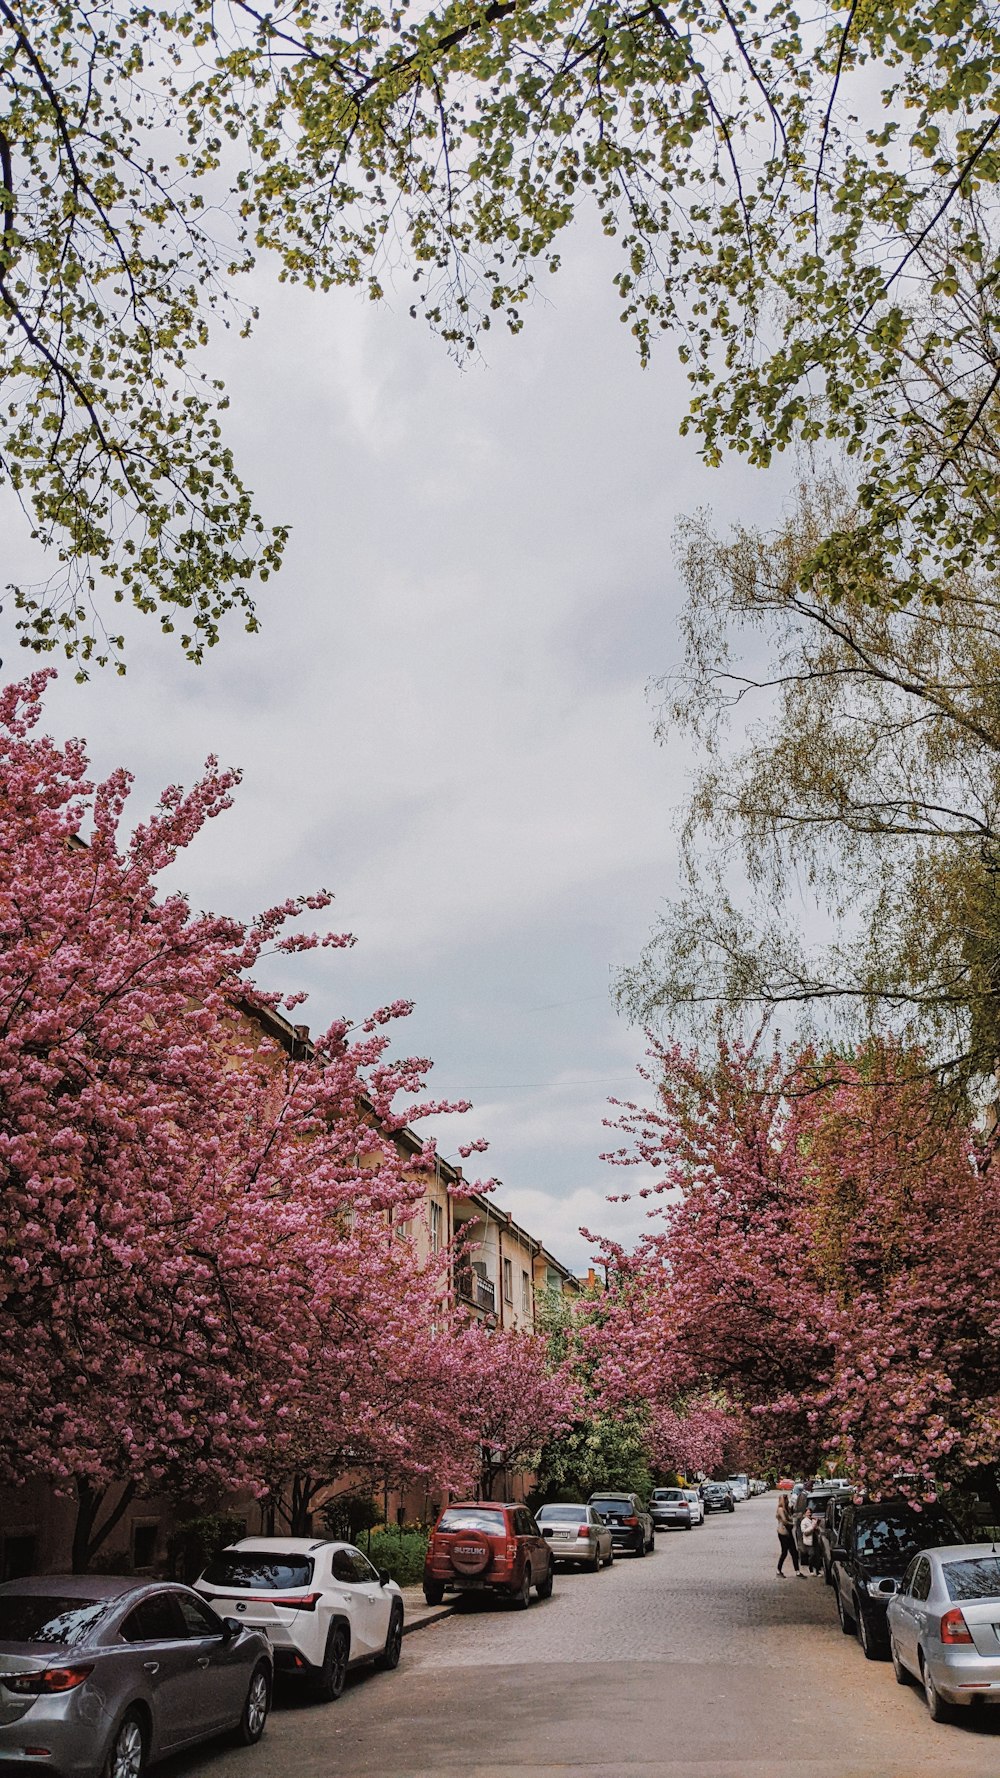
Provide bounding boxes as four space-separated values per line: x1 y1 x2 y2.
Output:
236 996 581 1288
230 1536 336 1552
0 1575 143 1599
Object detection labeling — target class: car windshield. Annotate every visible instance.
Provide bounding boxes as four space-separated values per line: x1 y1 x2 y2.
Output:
201 1553 314 1590
0 1596 109 1646
538 1507 587 1523
943 1558 1000 1602
437 1510 506 1534
704 1485 727 1494
590 1498 630 1513
653 1490 684 1502
855 1512 959 1562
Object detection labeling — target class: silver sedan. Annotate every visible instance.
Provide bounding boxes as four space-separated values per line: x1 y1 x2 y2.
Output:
536 1505 614 1570
887 1544 1000 1720
0 1574 272 1776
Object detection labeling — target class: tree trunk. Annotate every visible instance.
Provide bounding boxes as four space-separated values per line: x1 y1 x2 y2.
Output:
72 1477 137 1573
289 1474 314 1536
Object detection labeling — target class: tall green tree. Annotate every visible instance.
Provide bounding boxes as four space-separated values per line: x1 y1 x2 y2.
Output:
5 1 1000 666
621 479 1000 1087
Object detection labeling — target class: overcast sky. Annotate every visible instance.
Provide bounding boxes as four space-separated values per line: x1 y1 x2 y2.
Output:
2 217 791 1271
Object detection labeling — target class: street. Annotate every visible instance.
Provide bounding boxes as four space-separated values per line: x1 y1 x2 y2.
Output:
163 1497 1000 1778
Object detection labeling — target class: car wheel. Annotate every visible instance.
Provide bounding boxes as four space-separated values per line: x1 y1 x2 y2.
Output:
315 1623 350 1702
514 1566 532 1609
857 1604 887 1661
375 1605 404 1671
921 1656 952 1722
585 1554 600 1572
836 1587 856 1635
684 1521 693 1531
102 1710 146 1778
634 1533 646 1557
536 1564 554 1599
891 1637 909 1686
604 1548 614 1567
423 1580 445 1606
234 1663 271 1745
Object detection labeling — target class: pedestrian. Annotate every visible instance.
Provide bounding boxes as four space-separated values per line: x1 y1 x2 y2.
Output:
797 1502 821 1574
775 1484 803 1578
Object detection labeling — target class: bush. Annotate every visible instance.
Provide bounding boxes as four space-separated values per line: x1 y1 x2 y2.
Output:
366 1529 429 1587
321 1493 381 1542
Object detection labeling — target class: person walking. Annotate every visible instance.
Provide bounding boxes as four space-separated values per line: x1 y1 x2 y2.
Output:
798 1502 821 1574
776 1484 804 1577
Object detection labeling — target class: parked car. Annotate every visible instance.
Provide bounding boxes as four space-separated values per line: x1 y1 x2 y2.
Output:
888 1544 1000 1720
684 1488 705 1525
587 1493 655 1556
196 1536 403 1701
727 1474 749 1501
650 1488 694 1532
0 1574 271 1778
702 1483 736 1515
817 1493 850 1585
535 1504 613 1570
422 1503 554 1607
830 1500 965 1660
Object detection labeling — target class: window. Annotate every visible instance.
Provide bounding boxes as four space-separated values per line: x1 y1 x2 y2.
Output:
331 1547 379 1585
0 1595 108 1645
132 1523 158 1570
503 1257 513 1303
910 1559 932 1603
1 1534 37 1581
120 1593 184 1643
201 1552 314 1591
345 1547 380 1584
174 1592 224 1637
437 1509 506 1534
943 1557 1000 1602
521 1270 531 1315
430 1200 444 1253
513 1509 533 1536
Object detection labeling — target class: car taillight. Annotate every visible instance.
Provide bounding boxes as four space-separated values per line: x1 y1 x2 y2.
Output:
244 1592 322 1610
940 1608 974 1645
623 1515 639 1527
577 1525 591 1538
3 1666 94 1695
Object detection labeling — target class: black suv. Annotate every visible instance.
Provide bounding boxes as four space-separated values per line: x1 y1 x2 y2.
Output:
702 1483 735 1515
830 1499 964 1660
587 1492 654 1556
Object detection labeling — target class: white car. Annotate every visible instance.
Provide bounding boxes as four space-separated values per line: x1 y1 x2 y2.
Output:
196 1537 404 1701
684 1488 705 1524
726 1475 749 1501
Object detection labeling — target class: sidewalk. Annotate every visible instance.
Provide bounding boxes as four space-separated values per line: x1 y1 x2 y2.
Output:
399 1583 454 1636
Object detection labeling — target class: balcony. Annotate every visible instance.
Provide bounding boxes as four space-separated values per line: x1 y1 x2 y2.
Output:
455 1268 496 1314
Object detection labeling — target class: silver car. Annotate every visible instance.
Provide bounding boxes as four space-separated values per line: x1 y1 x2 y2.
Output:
0 1575 271 1777
888 1544 1000 1720
536 1505 614 1570
650 1488 694 1531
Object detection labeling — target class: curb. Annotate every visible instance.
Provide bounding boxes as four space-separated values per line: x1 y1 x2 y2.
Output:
402 1603 455 1637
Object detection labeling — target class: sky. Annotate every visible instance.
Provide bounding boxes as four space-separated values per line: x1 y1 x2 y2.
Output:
1 216 792 1272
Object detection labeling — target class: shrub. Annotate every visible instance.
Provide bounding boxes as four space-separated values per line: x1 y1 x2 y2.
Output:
366 1529 429 1587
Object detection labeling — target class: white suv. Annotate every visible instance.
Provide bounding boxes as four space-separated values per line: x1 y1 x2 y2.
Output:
195 1537 404 1701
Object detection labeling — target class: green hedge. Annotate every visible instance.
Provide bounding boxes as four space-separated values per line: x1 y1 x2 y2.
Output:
365 1529 429 1587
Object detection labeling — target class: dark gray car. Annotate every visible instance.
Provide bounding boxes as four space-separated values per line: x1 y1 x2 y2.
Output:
0 1575 271 1777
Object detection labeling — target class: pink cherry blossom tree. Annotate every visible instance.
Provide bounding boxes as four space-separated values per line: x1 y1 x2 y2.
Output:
592 1033 1000 1505
0 673 481 1565
449 1323 581 1496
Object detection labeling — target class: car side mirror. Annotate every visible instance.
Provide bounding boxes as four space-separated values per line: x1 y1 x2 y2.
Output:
378 1568 391 1587
832 1547 847 1562
875 1577 897 1596
221 1617 242 1641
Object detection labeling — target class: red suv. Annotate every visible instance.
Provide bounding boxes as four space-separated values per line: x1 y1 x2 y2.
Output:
423 1503 555 1609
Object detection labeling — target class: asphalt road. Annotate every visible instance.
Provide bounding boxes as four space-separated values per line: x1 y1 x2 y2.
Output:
165 1496 1000 1778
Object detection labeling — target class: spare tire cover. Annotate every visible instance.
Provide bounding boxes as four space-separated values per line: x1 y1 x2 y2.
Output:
449 1531 492 1575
